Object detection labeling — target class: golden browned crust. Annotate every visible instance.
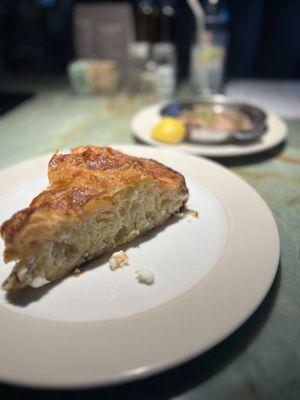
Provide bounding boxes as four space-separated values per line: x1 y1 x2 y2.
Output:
1 208 35 262
1 146 188 256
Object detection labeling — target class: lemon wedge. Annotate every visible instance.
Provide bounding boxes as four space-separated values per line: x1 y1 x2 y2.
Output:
151 117 186 144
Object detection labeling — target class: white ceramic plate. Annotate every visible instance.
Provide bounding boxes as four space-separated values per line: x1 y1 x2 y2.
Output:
0 145 279 388
131 104 287 157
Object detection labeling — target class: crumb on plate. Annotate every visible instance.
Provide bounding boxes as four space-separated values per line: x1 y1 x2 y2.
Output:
136 268 155 285
185 209 198 217
72 267 82 276
109 250 129 271
174 208 199 218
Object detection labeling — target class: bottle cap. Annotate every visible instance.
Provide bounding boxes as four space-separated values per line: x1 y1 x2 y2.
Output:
128 42 150 59
153 43 176 63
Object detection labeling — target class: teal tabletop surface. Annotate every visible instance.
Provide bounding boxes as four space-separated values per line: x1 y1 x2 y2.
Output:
0 78 299 400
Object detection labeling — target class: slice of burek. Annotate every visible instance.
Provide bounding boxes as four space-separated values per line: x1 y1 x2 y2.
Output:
1 146 188 290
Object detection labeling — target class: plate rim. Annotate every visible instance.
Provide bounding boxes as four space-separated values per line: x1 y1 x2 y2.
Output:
0 145 280 388
131 103 287 157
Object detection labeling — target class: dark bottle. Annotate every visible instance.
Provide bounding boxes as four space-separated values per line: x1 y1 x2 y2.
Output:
134 0 161 43
159 0 177 43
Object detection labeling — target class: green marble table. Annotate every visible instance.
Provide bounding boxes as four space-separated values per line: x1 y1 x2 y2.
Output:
0 78 299 400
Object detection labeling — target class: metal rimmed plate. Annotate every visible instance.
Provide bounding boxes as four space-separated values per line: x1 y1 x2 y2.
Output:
161 96 267 143
132 103 287 157
0 145 279 388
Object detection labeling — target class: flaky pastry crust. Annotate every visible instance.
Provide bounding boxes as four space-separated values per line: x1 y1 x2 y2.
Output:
1 146 188 289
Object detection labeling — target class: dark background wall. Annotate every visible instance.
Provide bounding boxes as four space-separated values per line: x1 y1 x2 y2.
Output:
0 0 300 80
227 0 300 79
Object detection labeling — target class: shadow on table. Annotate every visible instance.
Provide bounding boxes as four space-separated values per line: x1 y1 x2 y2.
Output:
133 137 287 167
0 262 282 400
213 141 286 167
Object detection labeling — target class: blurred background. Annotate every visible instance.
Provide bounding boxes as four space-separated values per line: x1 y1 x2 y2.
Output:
1 0 300 79
1 0 300 119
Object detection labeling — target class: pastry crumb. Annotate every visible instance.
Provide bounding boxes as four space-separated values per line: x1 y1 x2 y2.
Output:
174 208 199 218
185 209 198 217
72 267 82 276
109 250 129 271
136 268 155 285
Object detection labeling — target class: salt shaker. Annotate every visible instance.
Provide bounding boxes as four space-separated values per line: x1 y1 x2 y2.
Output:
127 42 151 93
153 42 177 99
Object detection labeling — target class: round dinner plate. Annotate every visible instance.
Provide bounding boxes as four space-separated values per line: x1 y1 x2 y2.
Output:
0 145 279 388
131 104 287 157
